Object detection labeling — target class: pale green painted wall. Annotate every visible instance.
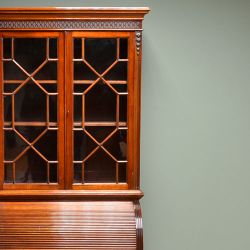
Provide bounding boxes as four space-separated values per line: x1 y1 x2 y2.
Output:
1 1 250 249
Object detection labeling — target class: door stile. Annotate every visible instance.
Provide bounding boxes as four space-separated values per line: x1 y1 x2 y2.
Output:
57 32 65 189
64 31 74 189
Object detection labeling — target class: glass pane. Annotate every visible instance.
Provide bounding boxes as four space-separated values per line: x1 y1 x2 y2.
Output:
42 84 57 93
74 61 97 80
74 163 82 183
85 126 116 142
74 130 96 161
34 130 57 161
85 149 116 183
15 81 46 122
119 39 128 59
4 96 12 122
49 95 57 123
14 38 46 73
3 38 11 59
104 62 127 80
120 95 127 123
74 84 91 94
4 163 13 183
15 126 46 142
119 163 127 183
85 81 116 122
112 84 127 93
4 130 28 161
49 163 58 183
49 38 57 58
74 38 82 59
4 83 20 94
74 95 82 123
104 129 127 161
3 61 27 80
15 149 47 183
35 62 57 80
85 38 117 74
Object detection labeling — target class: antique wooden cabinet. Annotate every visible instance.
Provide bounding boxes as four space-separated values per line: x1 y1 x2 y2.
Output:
0 7 149 249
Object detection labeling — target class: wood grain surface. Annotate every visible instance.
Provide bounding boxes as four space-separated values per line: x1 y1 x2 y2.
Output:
0 201 139 249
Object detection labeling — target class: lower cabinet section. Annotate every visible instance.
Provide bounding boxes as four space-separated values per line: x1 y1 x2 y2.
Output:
0 201 143 249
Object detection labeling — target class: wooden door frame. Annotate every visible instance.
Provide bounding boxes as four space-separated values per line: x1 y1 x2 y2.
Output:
0 31 65 190
0 30 140 191
65 31 136 190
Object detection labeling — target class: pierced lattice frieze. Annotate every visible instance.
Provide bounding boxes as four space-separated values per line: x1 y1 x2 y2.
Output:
0 20 142 30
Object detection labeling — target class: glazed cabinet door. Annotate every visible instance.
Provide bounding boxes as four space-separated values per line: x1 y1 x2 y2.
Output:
0 31 138 191
0 32 65 190
65 32 136 189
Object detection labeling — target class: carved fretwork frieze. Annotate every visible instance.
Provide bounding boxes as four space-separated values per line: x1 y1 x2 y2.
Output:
0 20 142 30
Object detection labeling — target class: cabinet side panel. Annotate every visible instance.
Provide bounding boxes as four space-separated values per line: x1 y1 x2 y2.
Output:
127 31 136 189
130 31 142 189
0 36 3 189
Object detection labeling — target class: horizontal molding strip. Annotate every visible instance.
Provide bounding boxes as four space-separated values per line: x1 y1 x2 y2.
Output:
0 189 144 201
0 20 142 30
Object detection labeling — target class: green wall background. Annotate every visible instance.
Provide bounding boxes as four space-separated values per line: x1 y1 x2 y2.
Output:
1 0 250 249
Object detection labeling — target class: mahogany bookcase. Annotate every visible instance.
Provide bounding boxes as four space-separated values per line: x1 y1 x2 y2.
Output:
0 7 149 249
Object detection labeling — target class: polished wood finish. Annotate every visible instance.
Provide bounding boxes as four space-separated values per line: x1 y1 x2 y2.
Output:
135 201 144 250
0 201 140 249
0 189 143 201
0 7 149 250
1 31 65 190
69 31 133 190
0 7 149 21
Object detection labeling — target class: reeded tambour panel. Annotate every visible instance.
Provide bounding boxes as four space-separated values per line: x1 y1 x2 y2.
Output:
2 35 62 186
0 201 137 249
73 37 128 184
